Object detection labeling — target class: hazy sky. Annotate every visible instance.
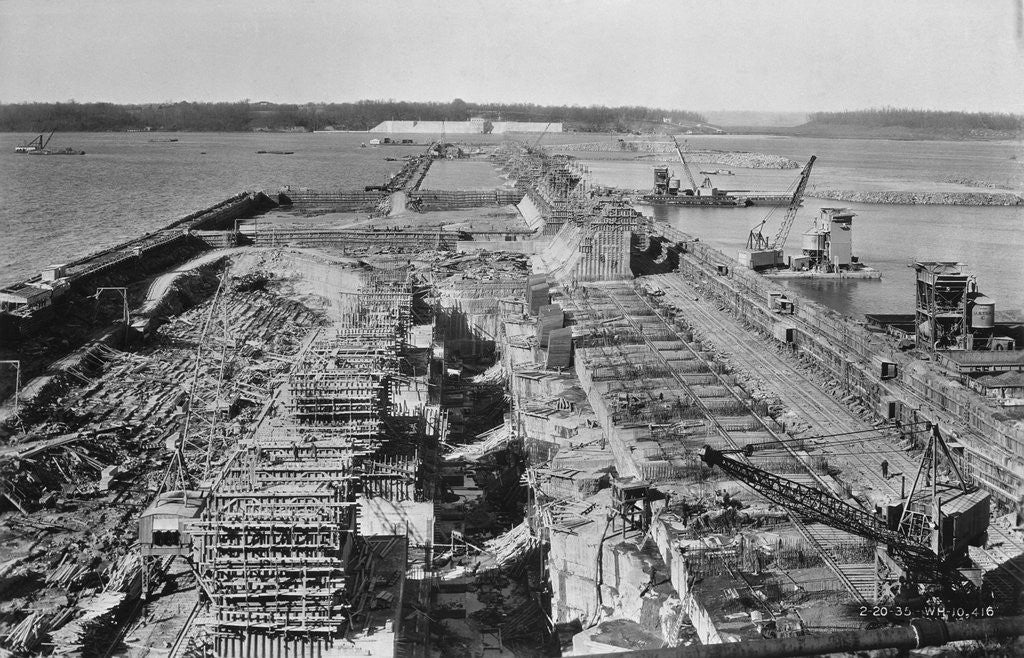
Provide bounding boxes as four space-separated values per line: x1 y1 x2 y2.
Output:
2 0 1022 113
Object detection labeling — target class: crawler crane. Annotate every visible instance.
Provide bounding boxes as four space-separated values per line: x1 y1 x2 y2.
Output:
700 423 995 615
739 155 816 270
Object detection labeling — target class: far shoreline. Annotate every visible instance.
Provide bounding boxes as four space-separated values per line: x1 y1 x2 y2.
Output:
2 128 1022 144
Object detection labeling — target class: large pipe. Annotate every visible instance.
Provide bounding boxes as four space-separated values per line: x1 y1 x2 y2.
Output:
582 616 1024 658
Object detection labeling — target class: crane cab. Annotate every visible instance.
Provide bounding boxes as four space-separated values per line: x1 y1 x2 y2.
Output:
768 292 795 314
933 485 990 559
139 489 207 557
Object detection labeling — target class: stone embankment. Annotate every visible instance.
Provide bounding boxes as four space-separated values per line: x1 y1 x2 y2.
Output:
809 189 1023 205
549 141 800 169
943 177 1002 189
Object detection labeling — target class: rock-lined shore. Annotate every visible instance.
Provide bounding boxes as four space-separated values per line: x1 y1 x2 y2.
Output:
809 189 1023 205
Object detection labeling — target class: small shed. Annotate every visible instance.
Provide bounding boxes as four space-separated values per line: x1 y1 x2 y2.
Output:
138 489 207 557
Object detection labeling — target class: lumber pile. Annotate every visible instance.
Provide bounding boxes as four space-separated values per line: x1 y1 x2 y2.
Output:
482 522 539 569
48 592 126 655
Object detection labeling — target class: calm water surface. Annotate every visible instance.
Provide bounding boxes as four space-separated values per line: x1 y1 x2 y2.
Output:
1 132 1021 318
0 131 419 286
579 138 1023 316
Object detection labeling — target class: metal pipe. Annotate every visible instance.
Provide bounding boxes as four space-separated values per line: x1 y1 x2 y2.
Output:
582 616 1024 658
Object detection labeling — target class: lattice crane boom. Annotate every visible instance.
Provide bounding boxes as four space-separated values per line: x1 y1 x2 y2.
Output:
699 445 980 603
160 271 235 497
770 155 816 250
670 135 699 192
745 155 816 251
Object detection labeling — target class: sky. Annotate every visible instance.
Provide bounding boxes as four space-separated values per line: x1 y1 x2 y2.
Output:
1 0 1023 113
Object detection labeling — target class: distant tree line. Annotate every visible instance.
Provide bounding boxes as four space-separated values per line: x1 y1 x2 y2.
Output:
804 107 1022 133
0 99 707 133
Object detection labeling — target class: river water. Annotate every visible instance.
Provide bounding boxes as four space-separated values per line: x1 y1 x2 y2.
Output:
1 131 1021 317
577 136 1024 316
0 131 418 287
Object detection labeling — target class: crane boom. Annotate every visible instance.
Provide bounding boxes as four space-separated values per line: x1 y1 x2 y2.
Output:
670 135 699 191
698 445 979 602
770 155 816 249
531 121 553 149
745 155 816 252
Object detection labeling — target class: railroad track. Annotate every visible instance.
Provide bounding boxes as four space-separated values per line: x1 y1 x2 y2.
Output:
643 272 917 502
565 281 871 603
637 263 1024 603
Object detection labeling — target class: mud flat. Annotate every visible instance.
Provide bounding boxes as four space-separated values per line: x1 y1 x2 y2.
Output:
809 189 1023 205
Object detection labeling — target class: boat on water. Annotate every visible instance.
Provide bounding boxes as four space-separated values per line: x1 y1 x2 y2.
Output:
641 191 749 206
34 147 86 156
14 130 85 155
638 166 750 206
699 169 735 176
149 138 179 143
256 150 294 155
14 130 54 153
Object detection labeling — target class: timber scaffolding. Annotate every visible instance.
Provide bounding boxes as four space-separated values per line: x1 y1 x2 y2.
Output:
275 190 521 215
185 269 425 657
243 227 462 252
531 201 654 283
498 141 594 236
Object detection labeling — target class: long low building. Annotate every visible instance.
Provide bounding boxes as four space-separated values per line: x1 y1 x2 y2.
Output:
370 118 562 134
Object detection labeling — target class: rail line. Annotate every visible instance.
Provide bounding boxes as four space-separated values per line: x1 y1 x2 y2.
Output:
564 281 871 602
635 257 1024 600
643 272 917 501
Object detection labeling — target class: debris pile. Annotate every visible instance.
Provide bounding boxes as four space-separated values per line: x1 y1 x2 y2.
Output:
0 256 330 657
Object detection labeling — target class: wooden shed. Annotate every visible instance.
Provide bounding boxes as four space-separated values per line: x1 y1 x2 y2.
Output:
138 489 207 557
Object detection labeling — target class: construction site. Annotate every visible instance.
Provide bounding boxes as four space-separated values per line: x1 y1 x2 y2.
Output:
1 138 1024 658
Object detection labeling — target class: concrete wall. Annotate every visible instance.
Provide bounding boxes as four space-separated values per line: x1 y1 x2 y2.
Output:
517 193 546 232
492 122 563 133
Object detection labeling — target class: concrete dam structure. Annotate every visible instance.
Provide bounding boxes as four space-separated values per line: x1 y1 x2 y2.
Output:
0 139 1022 657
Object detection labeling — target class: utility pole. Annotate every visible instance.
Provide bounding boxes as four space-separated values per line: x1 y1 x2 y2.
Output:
94 287 130 344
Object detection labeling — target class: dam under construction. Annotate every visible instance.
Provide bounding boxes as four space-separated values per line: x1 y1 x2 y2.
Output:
1 139 1023 657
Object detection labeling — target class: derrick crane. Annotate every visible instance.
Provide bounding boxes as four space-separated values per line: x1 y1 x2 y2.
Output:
532 121 554 149
699 426 991 610
165 270 235 493
139 271 235 595
14 129 55 153
746 155 816 251
669 135 699 192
